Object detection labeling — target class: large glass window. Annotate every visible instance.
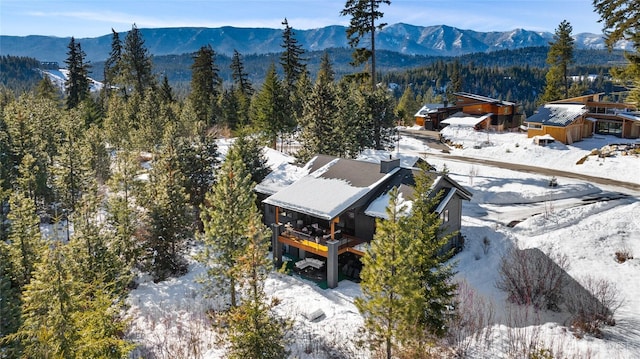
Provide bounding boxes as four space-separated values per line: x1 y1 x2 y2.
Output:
596 120 622 136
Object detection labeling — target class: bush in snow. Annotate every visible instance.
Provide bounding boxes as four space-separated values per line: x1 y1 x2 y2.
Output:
564 275 622 338
496 248 569 311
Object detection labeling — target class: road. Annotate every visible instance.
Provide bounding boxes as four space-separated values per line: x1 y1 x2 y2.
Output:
400 129 639 225
400 129 640 192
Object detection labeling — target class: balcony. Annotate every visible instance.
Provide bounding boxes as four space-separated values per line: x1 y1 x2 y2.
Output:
278 225 367 258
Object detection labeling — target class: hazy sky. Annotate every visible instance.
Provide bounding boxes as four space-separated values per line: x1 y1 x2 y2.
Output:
1 0 605 38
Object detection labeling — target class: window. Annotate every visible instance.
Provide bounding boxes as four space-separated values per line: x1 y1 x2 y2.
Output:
527 122 542 129
441 209 449 223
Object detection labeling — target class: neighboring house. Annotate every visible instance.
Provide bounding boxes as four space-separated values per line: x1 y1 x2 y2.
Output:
256 154 472 288
524 103 592 144
551 94 639 139
414 92 524 131
452 92 524 131
414 102 458 130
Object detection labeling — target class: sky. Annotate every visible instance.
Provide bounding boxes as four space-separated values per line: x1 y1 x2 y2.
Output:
1 0 605 38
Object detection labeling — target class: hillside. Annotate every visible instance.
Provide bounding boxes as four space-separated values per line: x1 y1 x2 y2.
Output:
0 23 632 64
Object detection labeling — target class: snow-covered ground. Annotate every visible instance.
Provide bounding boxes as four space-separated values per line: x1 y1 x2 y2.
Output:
126 129 640 358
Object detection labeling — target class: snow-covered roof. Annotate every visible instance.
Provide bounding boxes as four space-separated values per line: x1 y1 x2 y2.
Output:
618 112 640 122
263 156 400 220
356 149 420 168
364 190 412 219
454 92 516 106
414 103 445 117
526 104 588 127
532 134 556 141
441 113 492 127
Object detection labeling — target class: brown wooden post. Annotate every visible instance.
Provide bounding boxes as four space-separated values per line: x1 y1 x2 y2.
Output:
330 217 339 239
275 206 280 224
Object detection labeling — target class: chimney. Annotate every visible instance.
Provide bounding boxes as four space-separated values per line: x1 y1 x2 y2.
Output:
380 157 400 173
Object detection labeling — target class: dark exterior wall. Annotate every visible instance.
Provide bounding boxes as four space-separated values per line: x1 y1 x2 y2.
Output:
354 212 376 241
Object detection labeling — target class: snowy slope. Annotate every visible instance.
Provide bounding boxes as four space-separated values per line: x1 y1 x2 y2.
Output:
125 131 640 358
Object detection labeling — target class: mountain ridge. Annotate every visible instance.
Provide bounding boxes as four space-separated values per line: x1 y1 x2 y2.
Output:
0 23 629 64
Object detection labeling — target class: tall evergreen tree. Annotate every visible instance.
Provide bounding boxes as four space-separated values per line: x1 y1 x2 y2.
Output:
199 144 258 308
356 188 423 359
396 86 420 126
340 0 391 91
593 0 640 104
175 132 219 232
224 213 289 359
103 28 123 98
121 24 155 97
280 18 307 90
106 148 143 268
231 133 270 185
159 74 174 104
6 188 44 289
35 76 60 102
251 63 290 149
190 45 222 126
64 37 91 109
230 50 253 98
405 165 457 339
0 240 22 357
541 20 575 102
12 242 78 358
297 62 340 162
362 87 396 150
144 126 193 281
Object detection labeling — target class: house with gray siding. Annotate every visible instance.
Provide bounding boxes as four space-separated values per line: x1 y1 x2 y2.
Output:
256 154 472 288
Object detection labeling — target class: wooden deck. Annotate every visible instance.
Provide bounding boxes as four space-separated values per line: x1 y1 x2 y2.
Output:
278 230 367 258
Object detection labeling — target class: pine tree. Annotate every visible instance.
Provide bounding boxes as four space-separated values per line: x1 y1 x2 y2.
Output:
199 144 258 308
0 241 22 357
251 63 290 149
107 148 143 268
7 188 45 289
230 50 253 98
541 20 574 102
190 45 222 126
593 0 640 104
396 86 420 126
356 187 423 359
405 165 457 339
144 126 193 281
121 24 155 97
362 87 396 150
64 37 91 109
297 62 340 162
340 0 391 91
159 74 174 104
35 76 60 102
280 18 307 90
176 132 219 232
231 133 270 185
12 242 79 358
103 28 123 98
224 214 289 359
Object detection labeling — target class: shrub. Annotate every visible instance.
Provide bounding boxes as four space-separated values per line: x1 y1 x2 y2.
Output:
614 248 633 263
496 248 569 311
564 275 621 338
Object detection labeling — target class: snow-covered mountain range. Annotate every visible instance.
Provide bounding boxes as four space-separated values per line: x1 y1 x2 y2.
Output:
0 23 630 64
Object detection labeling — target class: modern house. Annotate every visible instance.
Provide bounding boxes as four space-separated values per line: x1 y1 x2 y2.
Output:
414 92 524 131
256 154 472 288
453 92 524 131
525 94 640 143
524 103 592 144
551 94 639 139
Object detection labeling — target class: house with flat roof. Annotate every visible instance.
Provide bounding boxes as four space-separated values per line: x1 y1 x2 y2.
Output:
256 154 472 288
